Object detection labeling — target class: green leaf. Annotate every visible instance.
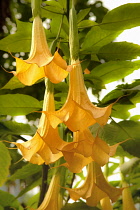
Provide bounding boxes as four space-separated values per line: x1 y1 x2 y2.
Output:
101 3 140 31
1 77 25 90
0 121 36 135
98 42 140 61
130 115 140 121
43 0 64 14
112 102 135 119
97 123 120 145
16 178 41 198
9 163 41 181
130 92 140 104
0 20 32 52
117 121 140 157
120 157 140 175
0 94 42 116
78 20 96 29
0 205 4 210
0 142 11 186
0 190 23 209
108 163 119 176
26 193 39 209
84 74 105 92
100 121 140 157
101 89 124 104
58 0 66 9
77 8 91 23
81 25 122 53
92 60 140 84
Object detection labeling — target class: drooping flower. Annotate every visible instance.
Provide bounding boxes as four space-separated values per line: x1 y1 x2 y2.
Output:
12 79 66 165
37 170 62 210
65 162 123 207
13 15 69 86
14 132 62 165
59 151 93 173
122 182 136 210
59 128 125 172
44 61 113 132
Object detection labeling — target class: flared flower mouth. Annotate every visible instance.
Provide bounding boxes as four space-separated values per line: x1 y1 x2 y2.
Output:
68 60 113 126
42 60 113 133
56 129 125 173
65 162 123 206
13 132 63 165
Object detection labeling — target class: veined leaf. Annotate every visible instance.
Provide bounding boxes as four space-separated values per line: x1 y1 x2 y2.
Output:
58 0 66 9
112 102 135 119
77 8 91 23
98 42 140 61
101 3 140 31
0 121 36 135
1 77 25 90
0 20 32 52
101 89 124 104
43 1 64 14
0 94 42 116
0 142 11 186
130 115 140 121
101 80 140 104
9 163 41 181
92 60 140 84
44 0 64 9
78 20 96 29
130 92 140 104
81 25 122 53
26 193 39 209
0 190 23 209
100 121 140 157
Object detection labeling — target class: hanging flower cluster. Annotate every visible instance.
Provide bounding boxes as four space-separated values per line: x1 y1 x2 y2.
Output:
10 1 133 209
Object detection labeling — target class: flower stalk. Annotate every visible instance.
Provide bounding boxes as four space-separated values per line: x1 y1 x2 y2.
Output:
31 0 42 18
69 0 79 61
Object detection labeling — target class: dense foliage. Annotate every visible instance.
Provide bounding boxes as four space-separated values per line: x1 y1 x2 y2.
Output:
0 0 140 209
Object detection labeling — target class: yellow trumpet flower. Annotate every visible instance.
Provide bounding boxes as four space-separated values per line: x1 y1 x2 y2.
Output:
58 129 124 172
14 132 62 165
122 182 136 210
65 162 123 206
12 80 65 164
44 60 112 132
13 15 69 85
37 171 62 210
